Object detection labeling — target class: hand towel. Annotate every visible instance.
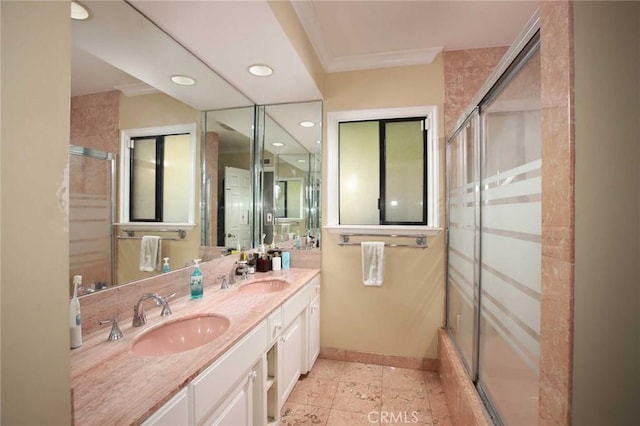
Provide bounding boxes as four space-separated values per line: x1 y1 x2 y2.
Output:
139 236 162 272
361 241 385 286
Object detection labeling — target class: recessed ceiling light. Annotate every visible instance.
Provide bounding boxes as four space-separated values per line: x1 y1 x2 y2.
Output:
71 1 89 20
316 140 321 144
170 75 196 86
299 121 315 127
271 142 284 147
248 64 273 77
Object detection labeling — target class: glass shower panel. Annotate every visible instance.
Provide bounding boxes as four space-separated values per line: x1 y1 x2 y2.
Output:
446 113 479 373
478 47 541 425
69 148 114 294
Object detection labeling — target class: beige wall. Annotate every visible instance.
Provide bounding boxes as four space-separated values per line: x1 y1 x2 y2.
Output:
117 92 202 282
267 0 325 96
321 59 446 359
572 1 640 423
0 1 72 424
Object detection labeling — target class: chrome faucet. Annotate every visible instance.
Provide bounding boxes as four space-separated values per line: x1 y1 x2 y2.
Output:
132 292 174 327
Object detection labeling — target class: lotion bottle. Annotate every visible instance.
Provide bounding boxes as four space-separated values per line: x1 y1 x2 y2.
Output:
70 275 83 349
162 257 170 273
190 259 203 299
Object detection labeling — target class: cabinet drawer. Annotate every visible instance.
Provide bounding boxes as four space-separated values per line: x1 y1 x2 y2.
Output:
191 320 267 424
282 285 310 328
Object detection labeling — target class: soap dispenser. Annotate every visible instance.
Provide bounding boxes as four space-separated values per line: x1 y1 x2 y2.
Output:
190 259 203 299
70 275 83 349
162 257 170 273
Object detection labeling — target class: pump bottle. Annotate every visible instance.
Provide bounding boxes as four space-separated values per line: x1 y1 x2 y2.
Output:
190 259 203 299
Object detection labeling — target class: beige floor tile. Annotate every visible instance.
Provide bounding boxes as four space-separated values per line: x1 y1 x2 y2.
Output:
280 401 330 425
332 381 382 414
307 358 346 381
381 387 433 424
427 385 452 426
283 360 452 426
382 366 428 391
327 408 381 425
287 376 339 408
341 362 383 386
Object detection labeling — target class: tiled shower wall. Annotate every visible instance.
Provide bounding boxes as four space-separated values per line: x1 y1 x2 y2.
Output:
70 90 120 153
443 47 508 135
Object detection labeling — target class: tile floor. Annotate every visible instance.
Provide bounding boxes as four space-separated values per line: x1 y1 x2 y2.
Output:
280 359 452 425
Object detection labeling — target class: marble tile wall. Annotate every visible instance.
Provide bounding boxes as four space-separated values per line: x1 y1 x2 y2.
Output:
437 329 491 426
70 90 120 154
444 47 508 136
320 347 438 372
539 1 575 424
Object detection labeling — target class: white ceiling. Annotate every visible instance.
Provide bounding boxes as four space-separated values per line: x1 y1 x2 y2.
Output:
71 0 538 154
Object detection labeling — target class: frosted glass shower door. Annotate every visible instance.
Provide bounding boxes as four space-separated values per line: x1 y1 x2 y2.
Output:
446 113 479 373
69 146 115 293
478 47 541 425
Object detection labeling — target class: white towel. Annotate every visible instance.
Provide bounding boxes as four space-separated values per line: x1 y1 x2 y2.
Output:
139 236 162 272
361 242 385 286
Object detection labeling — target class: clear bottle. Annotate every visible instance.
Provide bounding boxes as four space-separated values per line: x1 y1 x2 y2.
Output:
70 275 83 349
162 257 170 273
190 259 203 299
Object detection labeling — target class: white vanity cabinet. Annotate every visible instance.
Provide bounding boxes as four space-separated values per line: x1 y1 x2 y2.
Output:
142 388 190 426
191 321 267 425
140 272 321 426
203 367 257 426
308 280 321 369
278 315 303 406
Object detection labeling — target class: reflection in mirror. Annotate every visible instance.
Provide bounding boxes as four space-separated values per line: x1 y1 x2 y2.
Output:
276 177 303 220
201 107 255 251
264 101 322 244
69 0 252 295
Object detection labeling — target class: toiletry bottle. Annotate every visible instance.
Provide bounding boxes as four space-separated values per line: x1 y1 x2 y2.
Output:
190 259 203 299
162 257 170 273
282 252 290 270
70 275 83 349
272 253 282 271
295 234 301 250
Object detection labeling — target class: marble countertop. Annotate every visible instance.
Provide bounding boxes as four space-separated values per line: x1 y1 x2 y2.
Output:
71 268 319 426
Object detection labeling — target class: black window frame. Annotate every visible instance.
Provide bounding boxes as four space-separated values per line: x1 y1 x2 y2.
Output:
129 133 186 222
338 116 428 226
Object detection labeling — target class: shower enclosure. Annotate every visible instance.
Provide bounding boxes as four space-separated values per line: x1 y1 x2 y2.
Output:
68 145 116 294
446 27 541 425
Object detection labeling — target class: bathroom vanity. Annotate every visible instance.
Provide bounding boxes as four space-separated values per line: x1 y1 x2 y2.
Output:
70 268 320 425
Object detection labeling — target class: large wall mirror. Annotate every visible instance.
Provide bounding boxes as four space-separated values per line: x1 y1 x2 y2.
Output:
70 1 321 295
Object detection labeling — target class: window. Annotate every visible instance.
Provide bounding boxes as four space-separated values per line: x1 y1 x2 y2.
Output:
327 106 439 234
119 124 196 226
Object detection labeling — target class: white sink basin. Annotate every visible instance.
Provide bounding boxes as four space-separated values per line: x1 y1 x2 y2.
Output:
132 314 230 356
238 279 290 294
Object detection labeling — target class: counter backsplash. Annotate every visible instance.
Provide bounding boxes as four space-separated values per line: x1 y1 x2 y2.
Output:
78 249 321 337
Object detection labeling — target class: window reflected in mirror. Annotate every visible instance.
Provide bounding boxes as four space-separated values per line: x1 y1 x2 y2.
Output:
119 124 196 226
130 133 191 222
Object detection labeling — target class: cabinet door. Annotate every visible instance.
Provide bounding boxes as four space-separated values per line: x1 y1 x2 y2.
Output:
142 388 190 426
204 370 256 426
308 294 321 370
278 316 302 408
